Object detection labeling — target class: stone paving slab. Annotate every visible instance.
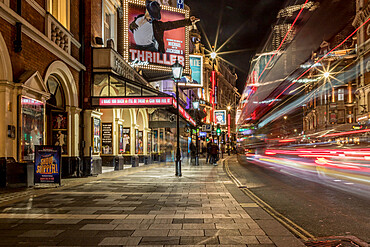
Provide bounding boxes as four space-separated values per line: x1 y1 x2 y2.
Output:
0 157 306 246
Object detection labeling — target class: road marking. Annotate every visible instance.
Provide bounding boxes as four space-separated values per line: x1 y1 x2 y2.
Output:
224 158 316 241
240 203 259 208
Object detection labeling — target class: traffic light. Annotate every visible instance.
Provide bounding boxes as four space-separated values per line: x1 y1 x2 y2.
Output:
216 124 221 136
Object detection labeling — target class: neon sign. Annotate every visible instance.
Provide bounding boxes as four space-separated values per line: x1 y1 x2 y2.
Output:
99 97 173 106
98 97 196 126
129 58 150 67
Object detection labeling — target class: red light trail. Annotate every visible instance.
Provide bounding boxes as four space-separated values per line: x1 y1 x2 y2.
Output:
268 16 370 107
257 0 310 83
322 129 370 137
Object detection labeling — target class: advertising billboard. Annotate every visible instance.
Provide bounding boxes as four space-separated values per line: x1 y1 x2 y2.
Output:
179 55 203 87
124 0 190 72
34 145 61 185
214 110 227 125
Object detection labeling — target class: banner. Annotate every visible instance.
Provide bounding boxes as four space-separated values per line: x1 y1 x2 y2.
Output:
127 0 188 69
34 145 61 185
179 55 203 87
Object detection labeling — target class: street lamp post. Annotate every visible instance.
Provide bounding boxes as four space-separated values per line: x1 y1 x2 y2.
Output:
172 58 183 177
193 100 200 166
227 105 231 156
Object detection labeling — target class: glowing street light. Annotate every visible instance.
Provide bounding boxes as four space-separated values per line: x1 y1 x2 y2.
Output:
210 52 217 59
284 116 288 120
324 72 330 78
227 105 231 111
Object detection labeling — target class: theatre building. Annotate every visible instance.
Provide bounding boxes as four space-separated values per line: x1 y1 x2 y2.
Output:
0 1 84 186
82 0 196 172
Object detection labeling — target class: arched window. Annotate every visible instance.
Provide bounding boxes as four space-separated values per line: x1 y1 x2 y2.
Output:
47 75 65 110
46 75 68 154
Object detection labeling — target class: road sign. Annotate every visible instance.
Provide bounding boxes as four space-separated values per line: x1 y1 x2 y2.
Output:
202 124 212 132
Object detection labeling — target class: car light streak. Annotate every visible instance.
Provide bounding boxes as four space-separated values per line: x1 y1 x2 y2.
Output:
258 0 310 82
245 152 370 198
268 16 370 107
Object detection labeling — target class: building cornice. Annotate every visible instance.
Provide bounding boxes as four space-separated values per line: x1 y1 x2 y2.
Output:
352 3 370 28
0 2 85 71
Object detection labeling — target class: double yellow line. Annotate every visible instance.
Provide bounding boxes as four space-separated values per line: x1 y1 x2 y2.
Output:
224 159 315 241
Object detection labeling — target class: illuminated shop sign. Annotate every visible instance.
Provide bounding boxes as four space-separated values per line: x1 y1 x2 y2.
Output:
21 97 44 105
199 132 207 137
99 97 173 106
98 97 196 126
124 0 190 72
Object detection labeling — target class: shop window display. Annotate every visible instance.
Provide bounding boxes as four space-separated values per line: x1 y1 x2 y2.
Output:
21 97 45 161
51 111 68 154
119 126 130 154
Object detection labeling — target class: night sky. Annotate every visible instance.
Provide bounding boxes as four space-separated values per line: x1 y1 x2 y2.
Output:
186 0 286 93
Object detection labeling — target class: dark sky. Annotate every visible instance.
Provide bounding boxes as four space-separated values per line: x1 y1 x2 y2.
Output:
186 0 286 93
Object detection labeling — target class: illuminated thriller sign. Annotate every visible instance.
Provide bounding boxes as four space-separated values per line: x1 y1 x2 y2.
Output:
34 145 61 185
123 0 190 73
98 97 196 126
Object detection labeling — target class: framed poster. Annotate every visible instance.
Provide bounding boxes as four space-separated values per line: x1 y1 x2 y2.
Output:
153 130 158 153
179 55 203 87
102 123 113 154
51 111 68 155
120 126 131 154
136 130 143 154
93 118 101 154
34 145 61 185
147 132 152 154
159 129 164 152
20 96 45 161
214 110 227 125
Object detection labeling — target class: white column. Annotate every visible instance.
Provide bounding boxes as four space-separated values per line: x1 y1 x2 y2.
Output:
66 106 81 157
83 110 103 157
0 82 17 159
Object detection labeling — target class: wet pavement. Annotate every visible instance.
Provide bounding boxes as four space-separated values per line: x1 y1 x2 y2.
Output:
0 157 305 246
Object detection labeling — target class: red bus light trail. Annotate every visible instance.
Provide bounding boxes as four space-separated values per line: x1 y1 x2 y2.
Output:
268 16 370 107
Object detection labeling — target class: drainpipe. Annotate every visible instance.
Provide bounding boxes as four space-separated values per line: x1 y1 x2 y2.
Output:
79 0 86 175
14 0 22 52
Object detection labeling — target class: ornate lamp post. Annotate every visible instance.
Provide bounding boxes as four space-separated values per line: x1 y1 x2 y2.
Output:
227 105 231 156
172 58 183 177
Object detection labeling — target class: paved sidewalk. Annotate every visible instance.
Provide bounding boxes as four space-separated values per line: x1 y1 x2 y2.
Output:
0 156 305 246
